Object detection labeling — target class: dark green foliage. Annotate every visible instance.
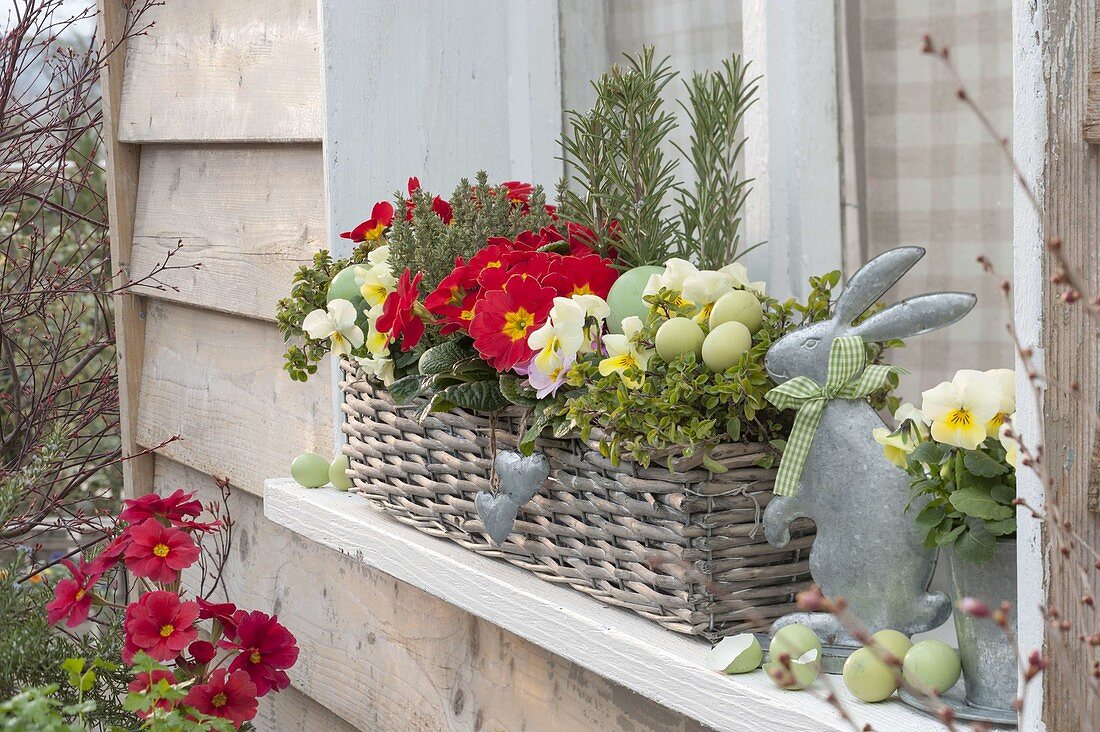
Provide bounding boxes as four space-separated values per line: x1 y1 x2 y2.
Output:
0 556 136 730
906 437 1016 564
389 338 508 417
558 47 760 269
557 48 681 267
275 244 375 381
557 271 898 468
675 56 760 268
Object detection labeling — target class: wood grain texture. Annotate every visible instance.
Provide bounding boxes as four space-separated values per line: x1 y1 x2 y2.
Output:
266 479 973 732
118 0 321 143
136 301 332 496
254 685 361 732
157 459 710 732
1084 2 1100 144
98 0 153 498
131 144 325 321
1037 0 1100 727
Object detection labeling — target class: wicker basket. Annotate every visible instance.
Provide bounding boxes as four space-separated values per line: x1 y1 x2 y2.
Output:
340 361 815 640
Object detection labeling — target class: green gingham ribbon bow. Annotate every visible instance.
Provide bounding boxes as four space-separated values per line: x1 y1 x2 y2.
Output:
765 336 902 497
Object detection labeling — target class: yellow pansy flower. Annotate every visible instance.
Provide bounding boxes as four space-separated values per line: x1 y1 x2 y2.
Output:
920 375 1000 450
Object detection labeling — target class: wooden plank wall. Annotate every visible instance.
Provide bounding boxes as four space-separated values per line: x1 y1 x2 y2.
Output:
102 1 707 728
1032 0 1100 727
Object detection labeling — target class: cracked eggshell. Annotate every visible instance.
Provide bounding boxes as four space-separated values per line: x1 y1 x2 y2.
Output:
705 634 763 675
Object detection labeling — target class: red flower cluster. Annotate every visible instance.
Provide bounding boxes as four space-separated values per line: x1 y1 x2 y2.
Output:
340 201 395 242
45 489 299 729
377 268 425 351
423 227 618 370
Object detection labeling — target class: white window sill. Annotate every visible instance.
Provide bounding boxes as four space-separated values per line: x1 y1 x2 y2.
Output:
264 479 988 732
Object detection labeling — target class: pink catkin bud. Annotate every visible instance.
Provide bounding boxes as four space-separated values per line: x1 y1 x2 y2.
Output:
958 597 990 618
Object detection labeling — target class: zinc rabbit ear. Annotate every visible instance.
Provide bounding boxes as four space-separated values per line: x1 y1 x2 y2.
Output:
849 292 976 342
832 246 926 326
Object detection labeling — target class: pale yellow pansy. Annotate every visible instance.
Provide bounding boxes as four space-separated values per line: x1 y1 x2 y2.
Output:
873 427 914 468
571 294 611 354
302 299 364 357
571 293 611 322
358 354 395 385
921 376 1001 450
528 298 585 373
620 315 643 337
367 244 390 267
355 262 397 307
643 258 698 299
719 261 766 296
894 402 930 438
955 368 1015 436
998 413 1018 468
682 270 736 322
599 317 653 389
363 303 390 357
718 262 750 288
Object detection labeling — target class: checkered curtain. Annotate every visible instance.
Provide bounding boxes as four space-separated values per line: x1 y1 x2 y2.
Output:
858 1 1014 399
608 0 1014 401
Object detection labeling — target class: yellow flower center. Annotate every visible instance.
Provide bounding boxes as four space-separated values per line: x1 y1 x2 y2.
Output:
331 332 346 347
573 284 593 296
152 543 170 558
74 589 86 601
447 286 466 306
610 353 637 370
502 308 534 341
211 692 228 708
946 409 974 427
362 283 388 303
365 223 385 240
460 309 474 322
159 624 175 638
250 650 262 664
485 260 503 269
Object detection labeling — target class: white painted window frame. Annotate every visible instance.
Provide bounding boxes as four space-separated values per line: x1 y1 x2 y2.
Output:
311 1 1039 726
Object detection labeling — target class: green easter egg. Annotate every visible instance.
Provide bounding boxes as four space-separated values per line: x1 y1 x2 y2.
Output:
291 453 330 488
705 634 763 675
770 624 823 662
709 289 764 334
902 640 961 695
701 321 752 372
606 266 665 334
655 317 705 362
329 454 353 491
843 647 898 702
763 624 823 690
327 265 364 306
870 629 913 666
764 647 821 690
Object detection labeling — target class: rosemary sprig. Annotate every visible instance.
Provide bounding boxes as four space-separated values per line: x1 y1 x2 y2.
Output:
675 56 760 269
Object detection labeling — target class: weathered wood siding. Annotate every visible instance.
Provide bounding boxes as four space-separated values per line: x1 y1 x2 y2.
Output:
102 1 710 728
1017 0 1100 727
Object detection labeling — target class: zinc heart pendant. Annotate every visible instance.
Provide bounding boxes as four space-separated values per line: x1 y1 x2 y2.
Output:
473 450 551 544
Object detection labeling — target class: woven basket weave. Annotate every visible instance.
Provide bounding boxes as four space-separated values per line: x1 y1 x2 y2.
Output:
340 361 815 640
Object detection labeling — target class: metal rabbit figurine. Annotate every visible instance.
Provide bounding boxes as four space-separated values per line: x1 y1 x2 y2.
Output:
763 247 974 647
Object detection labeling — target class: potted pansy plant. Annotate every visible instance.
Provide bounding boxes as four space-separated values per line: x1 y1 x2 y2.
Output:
874 368 1017 712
